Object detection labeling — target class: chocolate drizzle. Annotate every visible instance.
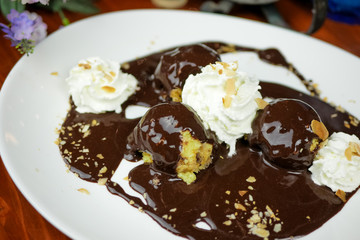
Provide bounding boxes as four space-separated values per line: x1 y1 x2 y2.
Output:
58 42 360 239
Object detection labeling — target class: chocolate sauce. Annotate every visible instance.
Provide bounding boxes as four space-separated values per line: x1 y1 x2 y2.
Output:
58 42 360 239
249 99 321 170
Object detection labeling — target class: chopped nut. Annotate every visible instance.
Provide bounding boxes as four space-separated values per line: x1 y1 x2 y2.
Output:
97 177 108 185
349 116 359 127
121 62 130 70
336 105 345 113
246 176 256 183
101 86 116 93
129 200 135 205
170 208 177 213
77 188 90 195
91 119 98 126
349 142 360 156
225 190 231 195
234 203 246 211
311 120 329 141
273 223 282 233
335 189 346 202
255 98 268 109
96 154 104 159
225 78 236 95
345 147 353 161
222 95 232 108
252 227 270 239
345 142 360 160
99 166 107 174
344 121 351 129
223 220 232 226
78 63 91 69
239 190 248 197
200 211 207 217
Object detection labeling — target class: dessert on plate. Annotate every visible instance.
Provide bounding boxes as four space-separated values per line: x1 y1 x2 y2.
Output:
57 41 360 240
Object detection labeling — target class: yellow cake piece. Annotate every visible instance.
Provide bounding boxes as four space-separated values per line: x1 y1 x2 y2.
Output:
176 130 213 184
140 130 213 185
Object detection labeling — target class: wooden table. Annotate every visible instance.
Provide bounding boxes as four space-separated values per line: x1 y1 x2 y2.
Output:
0 0 359 239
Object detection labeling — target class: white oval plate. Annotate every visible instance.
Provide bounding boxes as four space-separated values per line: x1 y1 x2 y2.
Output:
0 9 359 240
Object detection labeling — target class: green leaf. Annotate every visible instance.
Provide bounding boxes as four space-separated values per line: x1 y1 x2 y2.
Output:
0 0 26 18
62 0 99 14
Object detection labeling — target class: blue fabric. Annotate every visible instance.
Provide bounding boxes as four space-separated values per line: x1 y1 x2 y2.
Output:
328 0 360 24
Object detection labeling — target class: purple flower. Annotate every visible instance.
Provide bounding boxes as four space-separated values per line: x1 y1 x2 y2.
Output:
0 9 47 55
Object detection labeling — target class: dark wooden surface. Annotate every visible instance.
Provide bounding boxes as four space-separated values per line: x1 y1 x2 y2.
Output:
0 0 359 239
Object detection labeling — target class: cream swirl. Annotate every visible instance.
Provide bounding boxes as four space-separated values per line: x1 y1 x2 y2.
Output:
182 61 262 155
66 57 138 114
309 132 360 192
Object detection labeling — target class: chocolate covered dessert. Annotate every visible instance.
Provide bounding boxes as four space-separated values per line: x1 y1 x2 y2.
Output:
57 41 360 240
126 102 218 184
154 43 220 101
249 98 325 170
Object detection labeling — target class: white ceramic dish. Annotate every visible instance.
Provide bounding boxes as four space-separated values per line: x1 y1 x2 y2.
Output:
0 9 359 240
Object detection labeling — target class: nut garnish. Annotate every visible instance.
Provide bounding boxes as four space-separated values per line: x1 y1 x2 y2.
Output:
101 86 116 93
222 77 236 108
349 142 360 155
222 95 232 108
311 120 329 141
99 166 107 174
78 63 91 69
344 121 351 129
345 147 352 161
234 202 246 211
77 188 90 195
255 98 268 110
345 142 360 160
97 177 108 185
335 189 347 202
223 220 232 226
246 176 256 183
239 190 248 197
225 78 236 95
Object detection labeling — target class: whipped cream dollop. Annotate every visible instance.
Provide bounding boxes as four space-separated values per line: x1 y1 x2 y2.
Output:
182 61 262 155
309 132 360 192
66 57 138 114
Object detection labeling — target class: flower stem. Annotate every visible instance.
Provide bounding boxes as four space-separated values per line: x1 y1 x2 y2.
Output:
58 9 70 26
